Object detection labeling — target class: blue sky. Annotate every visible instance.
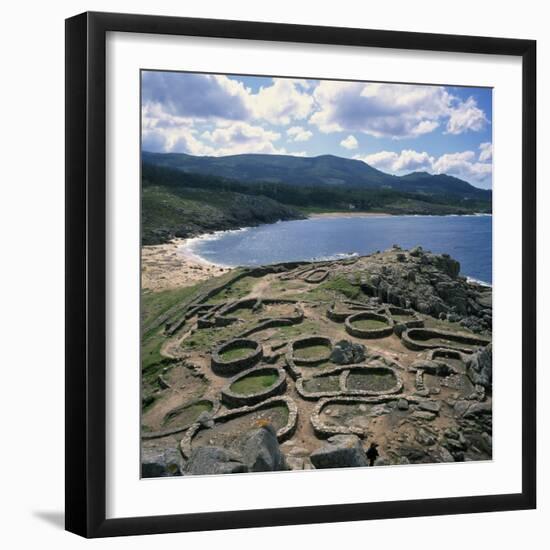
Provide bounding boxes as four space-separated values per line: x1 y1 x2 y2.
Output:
142 71 493 189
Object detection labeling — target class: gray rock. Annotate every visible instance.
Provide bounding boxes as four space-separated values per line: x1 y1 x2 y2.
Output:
454 400 471 417
185 446 247 475
240 425 288 472
432 446 455 462
397 398 409 411
141 446 185 478
463 401 492 419
330 340 366 365
416 428 437 446
466 343 492 390
310 435 368 469
196 411 215 428
413 410 436 421
418 401 441 414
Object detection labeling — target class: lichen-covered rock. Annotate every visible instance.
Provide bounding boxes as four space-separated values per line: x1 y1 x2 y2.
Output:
329 340 366 365
185 446 247 475
240 425 288 472
310 435 368 469
142 446 185 478
466 343 492 390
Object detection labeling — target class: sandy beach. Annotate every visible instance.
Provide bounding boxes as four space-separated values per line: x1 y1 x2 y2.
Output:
141 238 232 292
308 211 391 219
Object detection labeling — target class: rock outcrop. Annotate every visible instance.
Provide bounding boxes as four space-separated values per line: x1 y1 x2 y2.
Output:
142 446 185 478
329 340 366 365
310 435 369 469
185 425 288 475
359 247 491 332
466 343 492 390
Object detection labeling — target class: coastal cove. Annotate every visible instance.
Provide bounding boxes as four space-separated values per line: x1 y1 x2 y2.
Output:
182 214 493 284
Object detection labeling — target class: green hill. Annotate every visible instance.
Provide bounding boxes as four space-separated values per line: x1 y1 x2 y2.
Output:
141 163 492 245
142 151 491 201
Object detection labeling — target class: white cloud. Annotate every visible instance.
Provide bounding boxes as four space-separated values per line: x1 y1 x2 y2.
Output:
340 135 358 150
310 81 487 139
446 97 488 135
142 72 315 130
311 82 450 138
356 147 492 186
356 149 433 173
248 79 314 125
479 142 493 162
141 104 216 155
286 126 313 142
431 151 492 183
201 121 285 156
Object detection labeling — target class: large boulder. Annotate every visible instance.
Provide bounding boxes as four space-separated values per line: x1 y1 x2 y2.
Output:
310 435 368 469
466 343 492 390
185 446 247 475
330 340 366 365
141 446 185 478
240 425 288 472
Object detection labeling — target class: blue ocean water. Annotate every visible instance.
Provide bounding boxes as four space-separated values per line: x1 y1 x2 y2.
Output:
189 215 492 284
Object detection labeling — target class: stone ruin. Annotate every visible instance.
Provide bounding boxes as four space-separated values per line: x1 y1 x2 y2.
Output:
141 248 493 476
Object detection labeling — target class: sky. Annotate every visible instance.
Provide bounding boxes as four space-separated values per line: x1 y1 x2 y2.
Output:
141 71 493 189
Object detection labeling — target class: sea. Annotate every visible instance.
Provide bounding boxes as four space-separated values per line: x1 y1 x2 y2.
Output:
184 214 492 285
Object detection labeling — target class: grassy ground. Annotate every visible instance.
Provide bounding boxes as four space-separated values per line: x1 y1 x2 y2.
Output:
163 400 213 428
207 276 256 303
303 275 362 302
351 318 389 330
294 344 331 360
141 282 207 401
219 346 257 361
230 373 278 395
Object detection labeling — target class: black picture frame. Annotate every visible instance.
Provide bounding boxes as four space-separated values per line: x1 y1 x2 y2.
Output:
65 11 536 538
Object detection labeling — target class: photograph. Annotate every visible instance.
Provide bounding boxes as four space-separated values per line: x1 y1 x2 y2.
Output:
139 71 494 477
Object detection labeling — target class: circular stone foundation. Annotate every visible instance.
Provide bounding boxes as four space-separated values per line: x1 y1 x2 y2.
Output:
289 335 332 366
221 366 287 407
345 311 393 339
211 338 263 375
142 398 220 440
180 396 298 459
385 306 424 329
401 328 490 353
303 269 329 283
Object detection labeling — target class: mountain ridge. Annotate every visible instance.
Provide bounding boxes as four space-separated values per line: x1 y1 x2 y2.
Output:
142 151 491 200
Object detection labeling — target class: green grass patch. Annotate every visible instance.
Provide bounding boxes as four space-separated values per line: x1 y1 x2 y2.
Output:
305 276 362 301
351 318 389 330
294 344 331 360
207 276 256 303
219 345 256 361
302 375 340 393
347 372 396 392
272 320 322 339
163 400 213 428
183 321 257 352
230 373 278 395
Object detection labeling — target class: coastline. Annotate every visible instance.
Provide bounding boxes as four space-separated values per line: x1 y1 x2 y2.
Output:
307 211 391 219
141 238 232 292
142 214 492 291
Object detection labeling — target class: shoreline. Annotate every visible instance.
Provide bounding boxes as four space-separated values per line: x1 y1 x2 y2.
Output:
307 211 391 219
141 238 232 292
142 214 492 291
